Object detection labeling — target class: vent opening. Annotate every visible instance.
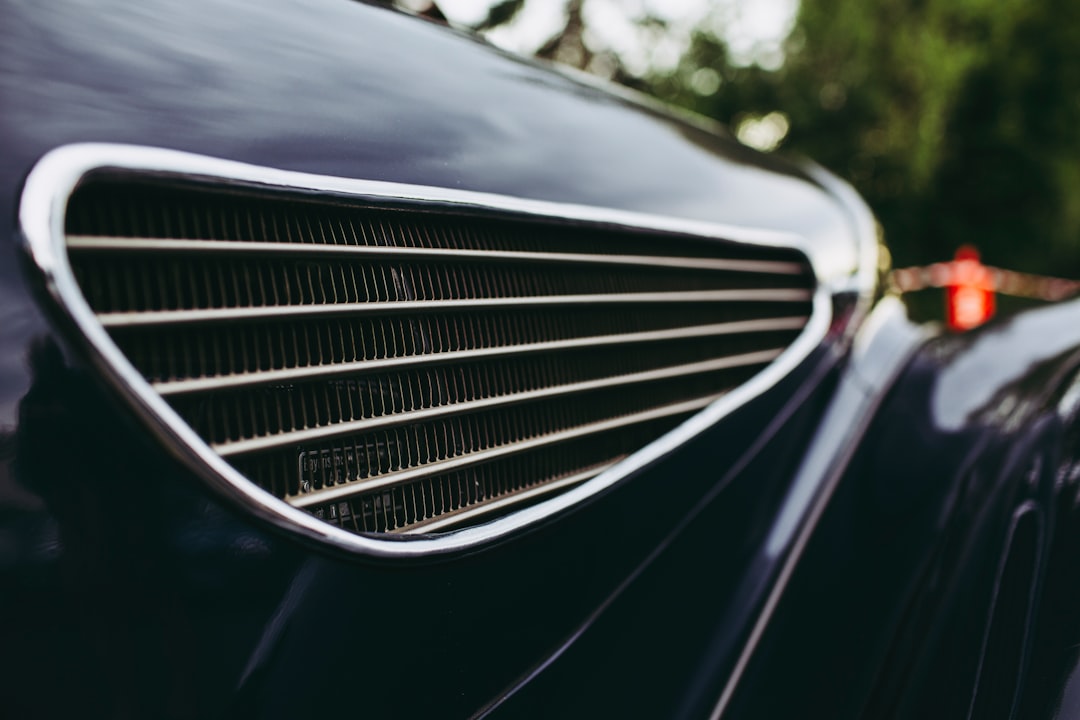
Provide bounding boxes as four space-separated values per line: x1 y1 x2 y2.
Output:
56 171 817 539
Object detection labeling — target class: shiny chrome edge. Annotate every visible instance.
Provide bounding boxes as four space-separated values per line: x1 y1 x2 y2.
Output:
96 289 813 328
19 142 855 559
801 159 882 329
397 463 619 535
709 297 931 719
155 317 808 396
215 349 782 456
288 393 721 508
66 236 808 275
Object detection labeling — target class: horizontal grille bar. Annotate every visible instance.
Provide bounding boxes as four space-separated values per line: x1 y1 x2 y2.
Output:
67 236 808 275
96 289 813 327
151 316 807 396
111 304 807 385
397 463 618 534
213 349 780 457
287 394 717 508
61 173 817 536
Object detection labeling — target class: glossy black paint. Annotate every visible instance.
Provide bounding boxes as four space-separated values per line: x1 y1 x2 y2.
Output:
0 0 856 432
1 1 1079 719
0 320 843 719
0 2 856 716
719 300 1080 719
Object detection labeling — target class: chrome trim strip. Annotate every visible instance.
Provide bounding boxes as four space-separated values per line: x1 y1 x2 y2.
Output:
96 289 812 328
801 160 882 329
397 463 620 535
214 349 781 457
709 298 930 719
19 143 856 558
154 317 808 396
287 394 719 508
67 236 808 276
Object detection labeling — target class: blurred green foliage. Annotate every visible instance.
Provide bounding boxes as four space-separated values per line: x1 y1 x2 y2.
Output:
443 0 1080 277
649 0 1080 276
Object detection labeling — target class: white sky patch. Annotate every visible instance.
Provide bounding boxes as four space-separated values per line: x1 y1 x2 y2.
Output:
709 0 799 68
582 0 657 75
434 0 499 26
436 0 800 72
485 2 570 55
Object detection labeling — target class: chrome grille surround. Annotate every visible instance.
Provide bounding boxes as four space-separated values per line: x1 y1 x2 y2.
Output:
19 143 845 557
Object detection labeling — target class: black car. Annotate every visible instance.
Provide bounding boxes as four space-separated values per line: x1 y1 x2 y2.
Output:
3 2 1080 718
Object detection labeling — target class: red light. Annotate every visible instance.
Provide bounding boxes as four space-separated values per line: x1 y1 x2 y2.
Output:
945 245 995 331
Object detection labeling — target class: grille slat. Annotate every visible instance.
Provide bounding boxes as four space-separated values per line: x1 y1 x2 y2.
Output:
110 305 808 384
209 349 781 457
286 393 718 509
94 289 813 327
62 177 816 536
67 236 807 275
148 316 806 395
398 462 619 535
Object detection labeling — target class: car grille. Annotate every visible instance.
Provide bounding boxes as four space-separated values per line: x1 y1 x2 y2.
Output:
61 177 815 536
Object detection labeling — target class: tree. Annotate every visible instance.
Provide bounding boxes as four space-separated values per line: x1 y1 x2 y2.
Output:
656 0 1080 276
407 0 1080 277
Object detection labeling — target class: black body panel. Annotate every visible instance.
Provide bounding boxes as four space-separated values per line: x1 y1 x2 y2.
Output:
1 2 1078 719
